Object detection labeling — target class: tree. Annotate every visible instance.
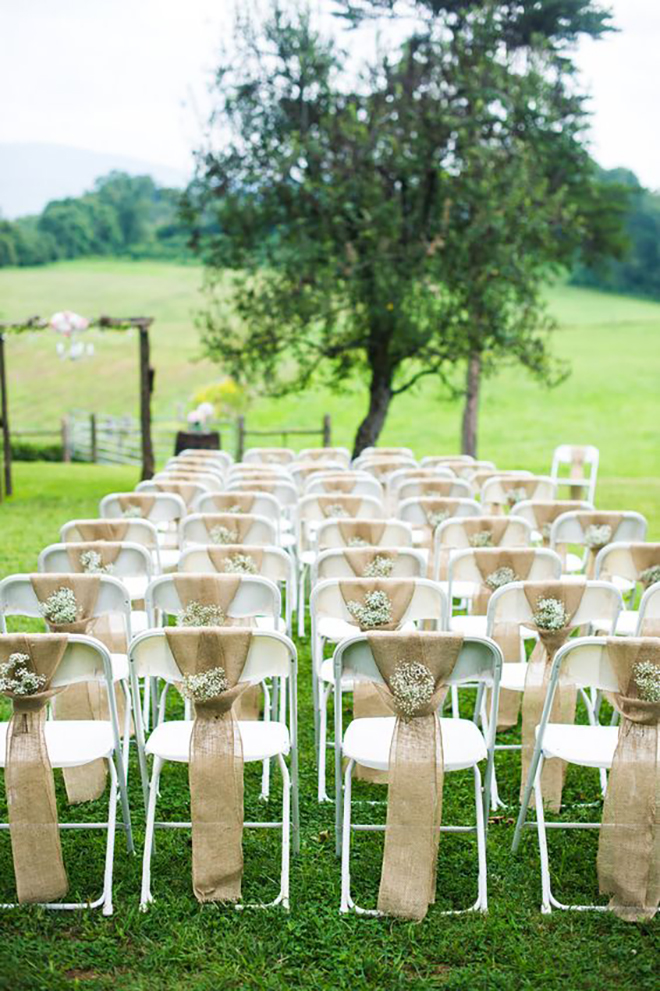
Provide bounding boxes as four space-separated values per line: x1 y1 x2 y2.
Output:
185 1 626 455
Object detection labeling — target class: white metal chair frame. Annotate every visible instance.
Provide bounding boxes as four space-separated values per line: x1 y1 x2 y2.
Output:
512 636 628 914
636 581 660 634
311 577 449 802
0 633 133 915
130 629 299 911
333 633 502 914
551 444 599 505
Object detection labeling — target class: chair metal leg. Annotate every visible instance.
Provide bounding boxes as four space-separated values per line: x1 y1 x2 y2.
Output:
102 758 119 916
140 756 163 910
512 738 545 854
317 684 332 803
340 760 354 913
533 756 552 914
473 764 488 912
277 754 290 910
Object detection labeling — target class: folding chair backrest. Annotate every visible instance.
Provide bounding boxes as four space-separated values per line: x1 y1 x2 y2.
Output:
154 471 223 492
357 457 417 479
289 462 346 490
435 515 532 551
636 584 660 634
512 499 593 535
137 480 209 504
551 444 599 503
389 468 456 501
298 493 384 524
145 574 281 624
193 491 282 526
316 518 413 550
165 458 226 480
180 513 278 547
177 449 233 470
242 447 296 465
38 542 154 580
359 446 415 460
298 447 351 466
486 580 622 634
448 548 562 594
0 574 132 633
470 469 532 495
229 464 292 480
0 634 116 693
130 628 295 684
225 477 298 507
178 545 292 584
310 577 448 629
397 478 473 502
551 511 647 549
313 547 426 582
61 518 159 549
101 492 187 524
594 542 660 583
456 460 496 479
304 473 383 500
420 455 474 468
480 476 556 510
548 637 620 694
397 496 482 525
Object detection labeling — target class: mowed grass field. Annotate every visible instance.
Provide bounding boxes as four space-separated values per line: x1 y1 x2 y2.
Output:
0 464 658 991
0 258 659 533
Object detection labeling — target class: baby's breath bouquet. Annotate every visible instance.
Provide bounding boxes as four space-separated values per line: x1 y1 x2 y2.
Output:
122 505 143 519
222 553 258 575
584 524 612 549
227 504 244 514
348 537 369 547
80 550 114 574
390 661 435 720
347 590 393 628
506 486 528 507
640 565 660 588
210 525 238 545
177 601 226 627
324 503 350 518
633 660 660 703
533 597 569 631
181 666 228 702
0 653 47 696
485 567 518 591
469 530 493 548
363 555 394 578
40 587 78 625
426 509 449 530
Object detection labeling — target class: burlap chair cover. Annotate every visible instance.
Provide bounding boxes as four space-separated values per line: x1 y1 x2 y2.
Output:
65 541 123 575
75 521 129 542
471 550 537 730
205 546 265 575
165 628 253 902
319 476 357 493
520 581 586 810
118 494 156 518
340 579 416 783
343 548 399 577
365 631 464 920
317 495 364 518
570 511 624 577
631 545 660 586
206 493 256 514
202 514 256 545
596 639 660 921
0 634 69 903
336 520 387 548
30 573 127 804
155 482 198 507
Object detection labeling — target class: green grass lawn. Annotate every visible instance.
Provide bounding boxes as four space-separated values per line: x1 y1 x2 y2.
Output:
0 464 658 991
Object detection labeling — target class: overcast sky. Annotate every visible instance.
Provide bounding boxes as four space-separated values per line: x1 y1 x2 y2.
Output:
1 0 658 189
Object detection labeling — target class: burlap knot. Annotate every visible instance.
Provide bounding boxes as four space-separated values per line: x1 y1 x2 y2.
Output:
597 638 660 921
172 575 261 720
335 520 387 548
364 631 464 920
207 493 256 514
0 634 69 903
155 482 198 506
202 514 255 544
30 573 127 804
118 493 156 517
520 581 587 810
165 628 253 902
571 511 624 576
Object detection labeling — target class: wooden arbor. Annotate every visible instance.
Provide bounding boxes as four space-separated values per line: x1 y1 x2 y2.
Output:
0 315 155 498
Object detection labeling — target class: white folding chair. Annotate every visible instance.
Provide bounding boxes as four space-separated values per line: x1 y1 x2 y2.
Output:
0 633 132 915
595 541 660 635
137 480 210 505
355 457 417 479
243 447 296 465
358 446 415 460
312 547 426 584
432 515 533 581
60 519 162 574
551 511 647 581
512 636 628 913
100 492 187 572
153 470 224 492
512 499 593 546
334 633 502 912
420 455 475 468
551 444 599 504
311 577 448 801
176 448 233 471
289 461 346 491
297 447 352 466
193 491 284 539
166 458 227 479
396 478 473 505
131 629 298 910
304 473 383 501
398 496 482 548
38 542 154 619
480 476 557 513
180 513 278 549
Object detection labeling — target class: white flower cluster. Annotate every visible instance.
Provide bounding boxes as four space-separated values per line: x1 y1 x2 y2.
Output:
227 504 244 514
347 590 393 628
541 523 553 542
348 537 369 547
80 550 114 574
426 510 449 529
181 665 229 702
122 505 143 519
363 555 394 578
633 660 660 703
324 503 350 518
177 601 227 627
0 653 47 696
210 525 239 545
485 566 518 591
506 487 528 507
469 530 494 548
40 586 78 625
533 596 569 631
584 524 612 549
640 565 660 588
221 553 258 575
390 661 435 720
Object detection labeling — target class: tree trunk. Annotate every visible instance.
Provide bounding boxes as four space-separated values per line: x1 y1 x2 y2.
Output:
461 351 481 457
352 376 393 458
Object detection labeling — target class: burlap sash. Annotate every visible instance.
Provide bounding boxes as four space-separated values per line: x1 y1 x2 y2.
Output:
419 499 461 566
320 476 356 493
341 579 416 783
530 501 588 550
631 545 660 584
304 448 342 460
75 521 129 542
419 480 458 497
207 493 256 514
366 459 411 479
596 639 660 921
472 550 536 730
568 447 587 499
30 573 128 804
317 495 363 518
434 517 512 584
252 450 291 464
336 520 387 548
234 479 276 494
165 628 253 902
495 477 543 512
343 548 398 577
571 511 624 576
205 546 265 574
65 541 123 574
155 482 198 506
295 461 341 479
366 631 464 920
202 514 255 544
520 581 586 810
1 634 69 903
118 494 156 517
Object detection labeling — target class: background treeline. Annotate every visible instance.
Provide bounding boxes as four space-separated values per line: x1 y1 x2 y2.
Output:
0 172 193 266
1 165 659 301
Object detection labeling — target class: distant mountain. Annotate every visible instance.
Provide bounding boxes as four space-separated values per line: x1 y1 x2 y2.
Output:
0 143 188 218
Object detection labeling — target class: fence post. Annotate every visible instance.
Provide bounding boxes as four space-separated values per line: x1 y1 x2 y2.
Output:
90 413 97 463
61 416 72 463
236 415 245 461
322 413 332 447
